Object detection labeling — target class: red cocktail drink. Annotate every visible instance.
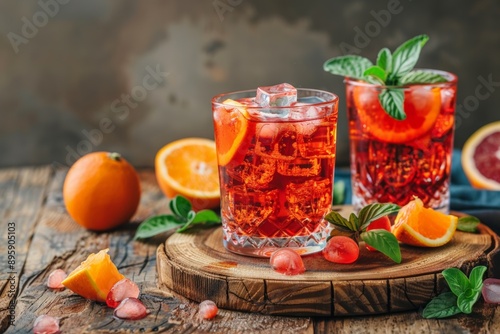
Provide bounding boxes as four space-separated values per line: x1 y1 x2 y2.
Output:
346 70 458 212
212 86 338 257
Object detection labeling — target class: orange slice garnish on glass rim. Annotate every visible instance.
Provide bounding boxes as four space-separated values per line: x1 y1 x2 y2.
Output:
353 86 441 143
391 197 458 247
213 99 249 166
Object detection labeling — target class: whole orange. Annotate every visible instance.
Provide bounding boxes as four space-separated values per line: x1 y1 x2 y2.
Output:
63 152 141 231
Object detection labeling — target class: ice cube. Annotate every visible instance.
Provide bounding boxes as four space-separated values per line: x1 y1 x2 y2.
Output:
297 96 326 104
286 179 332 221
256 83 297 107
255 123 298 160
277 157 321 177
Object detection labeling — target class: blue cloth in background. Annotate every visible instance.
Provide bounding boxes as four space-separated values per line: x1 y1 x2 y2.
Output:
333 150 500 235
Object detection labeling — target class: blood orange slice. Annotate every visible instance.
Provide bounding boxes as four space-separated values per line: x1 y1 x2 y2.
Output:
213 99 249 166
353 86 441 143
462 121 500 190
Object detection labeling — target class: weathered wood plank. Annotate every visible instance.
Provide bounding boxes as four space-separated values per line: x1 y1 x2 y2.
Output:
6 168 180 333
0 166 52 332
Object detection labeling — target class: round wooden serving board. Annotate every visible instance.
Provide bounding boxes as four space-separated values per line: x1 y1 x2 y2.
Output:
156 209 500 317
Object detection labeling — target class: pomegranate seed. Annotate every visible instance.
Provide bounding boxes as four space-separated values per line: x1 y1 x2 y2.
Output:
323 236 359 264
269 249 306 275
47 269 67 289
106 278 140 308
482 278 500 304
33 315 59 334
113 297 148 320
198 300 218 320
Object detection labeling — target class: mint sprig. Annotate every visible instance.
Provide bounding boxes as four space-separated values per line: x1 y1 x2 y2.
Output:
423 266 487 318
134 195 221 240
457 215 480 233
325 203 401 263
323 34 448 120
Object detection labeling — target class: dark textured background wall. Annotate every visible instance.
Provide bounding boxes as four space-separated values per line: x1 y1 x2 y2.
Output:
1 0 499 168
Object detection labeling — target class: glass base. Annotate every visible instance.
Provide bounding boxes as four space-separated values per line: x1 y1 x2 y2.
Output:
222 225 329 258
352 189 450 214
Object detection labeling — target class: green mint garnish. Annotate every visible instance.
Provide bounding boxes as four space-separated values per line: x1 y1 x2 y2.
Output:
323 34 448 120
422 292 461 318
423 265 487 318
323 55 373 80
324 203 401 263
134 195 221 240
457 215 480 233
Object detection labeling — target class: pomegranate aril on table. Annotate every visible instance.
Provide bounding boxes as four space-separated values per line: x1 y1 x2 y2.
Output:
106 278 140 308
198 300 219 320
113 297 149 320
33 315 60 334
269 248 306 275
482 278 500 304
47 269 67 289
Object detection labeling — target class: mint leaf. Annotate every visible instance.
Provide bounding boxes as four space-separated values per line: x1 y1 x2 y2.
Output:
379 88 405 120
422 292 461 318
325 210 356 232
457 288 479 314
358 203 400 231
323 55 373 80
361 230 401 263
457 216 480 233
376 47 392 73
169 195 192 219
333 180 345 205
400 70 448 85
442 268 471 297
177 209 221 233
134 214 184 239
349 213 360 231
469 265 487 291
363 65 386 83
389 34 429 82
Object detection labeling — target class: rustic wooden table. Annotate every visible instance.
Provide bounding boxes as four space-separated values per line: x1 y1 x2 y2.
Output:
1 166 499 334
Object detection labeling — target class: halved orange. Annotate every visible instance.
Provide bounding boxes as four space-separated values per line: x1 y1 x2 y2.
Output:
61 248 125 302
392 197 458 247
213 99 249 166
353 86 441 143
155 138 220 210
462 121 500 190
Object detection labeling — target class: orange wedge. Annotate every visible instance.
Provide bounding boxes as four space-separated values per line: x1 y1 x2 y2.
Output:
213 99 249 166
155 138 220 210
462 121 500 190
392 197 458 247
353 86 441 143
61 248 125 302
